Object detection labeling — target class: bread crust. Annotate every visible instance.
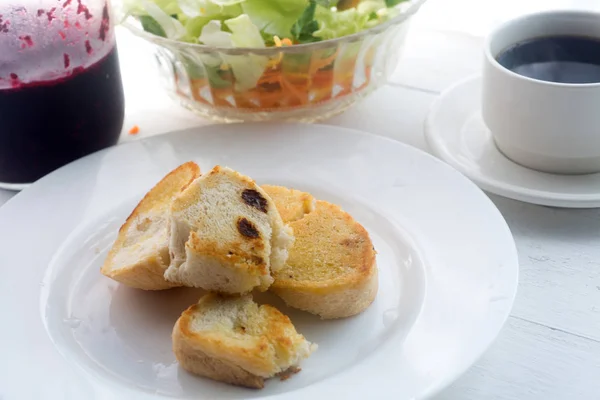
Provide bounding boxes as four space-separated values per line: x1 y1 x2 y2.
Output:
172 294 315 388
165 166 293 294
173 318 265 389
262 186 378 319
260 184 316 222
101 162 201 290
272 266 378 319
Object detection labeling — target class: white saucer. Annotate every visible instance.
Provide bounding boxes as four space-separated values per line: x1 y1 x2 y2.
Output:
0 123 518 399
425 76 600 208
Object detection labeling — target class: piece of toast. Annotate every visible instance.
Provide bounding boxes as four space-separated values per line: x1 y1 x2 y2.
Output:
165 166 294 294
260 184 316 223
101 162 201 290
172 293 316 389
262 186 378 319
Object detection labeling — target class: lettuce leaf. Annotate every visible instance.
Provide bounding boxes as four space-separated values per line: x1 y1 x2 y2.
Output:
314 0 338 6
199 17 268 90
291 0 395 42
177 0 206 17
184 16 214 38
290 1 319 43
139 15 168 37
128 0 404 48
385 0 408 7
225 13 266 47
124 0 182 16
312 6 367 40
199 19 235 46
356 0 386 15
241 0 308 38
177 0 243 18
140 0 187 38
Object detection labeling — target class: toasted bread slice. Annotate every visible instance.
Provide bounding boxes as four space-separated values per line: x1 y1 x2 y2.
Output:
262 186 378 319
101 162 201 290
165 166 294 294
172 293 316 389
260 184 316 223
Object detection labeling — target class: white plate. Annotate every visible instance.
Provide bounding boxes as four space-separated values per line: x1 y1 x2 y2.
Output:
425 76 600 208
0 123 518 400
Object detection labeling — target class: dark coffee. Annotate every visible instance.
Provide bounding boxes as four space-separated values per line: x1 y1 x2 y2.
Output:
496 35 600 84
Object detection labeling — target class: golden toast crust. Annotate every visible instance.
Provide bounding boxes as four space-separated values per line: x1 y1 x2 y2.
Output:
272 200 376 291
260 184 316 223
100 162 201 290
262 186 378 318
166 166 293 293
173 294 313 383
121 161 201 229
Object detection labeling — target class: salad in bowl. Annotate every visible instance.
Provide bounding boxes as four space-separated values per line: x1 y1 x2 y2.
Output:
122 0 426 121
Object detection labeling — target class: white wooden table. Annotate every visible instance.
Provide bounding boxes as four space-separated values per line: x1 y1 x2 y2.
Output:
2 0 600 398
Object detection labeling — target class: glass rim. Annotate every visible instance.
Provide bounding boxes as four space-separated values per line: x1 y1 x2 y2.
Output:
121 0 427 55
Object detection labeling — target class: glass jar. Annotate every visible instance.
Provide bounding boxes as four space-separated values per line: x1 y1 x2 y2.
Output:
0 0 125 189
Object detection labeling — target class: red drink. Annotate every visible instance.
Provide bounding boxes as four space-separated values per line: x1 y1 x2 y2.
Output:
0 0 124 187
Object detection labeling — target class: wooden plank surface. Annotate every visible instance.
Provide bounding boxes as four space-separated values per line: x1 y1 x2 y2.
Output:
436 317 600 400
492 196 600 341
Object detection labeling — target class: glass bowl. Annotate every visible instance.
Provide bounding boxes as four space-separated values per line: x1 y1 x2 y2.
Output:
122 0 427 122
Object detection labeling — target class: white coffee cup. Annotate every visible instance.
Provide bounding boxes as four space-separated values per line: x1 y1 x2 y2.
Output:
482 11 600 175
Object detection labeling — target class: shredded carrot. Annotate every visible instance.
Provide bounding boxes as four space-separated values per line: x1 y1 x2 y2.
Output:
128 125 140 135
268 37 294 69
178 48 377 110
274 36 293 47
